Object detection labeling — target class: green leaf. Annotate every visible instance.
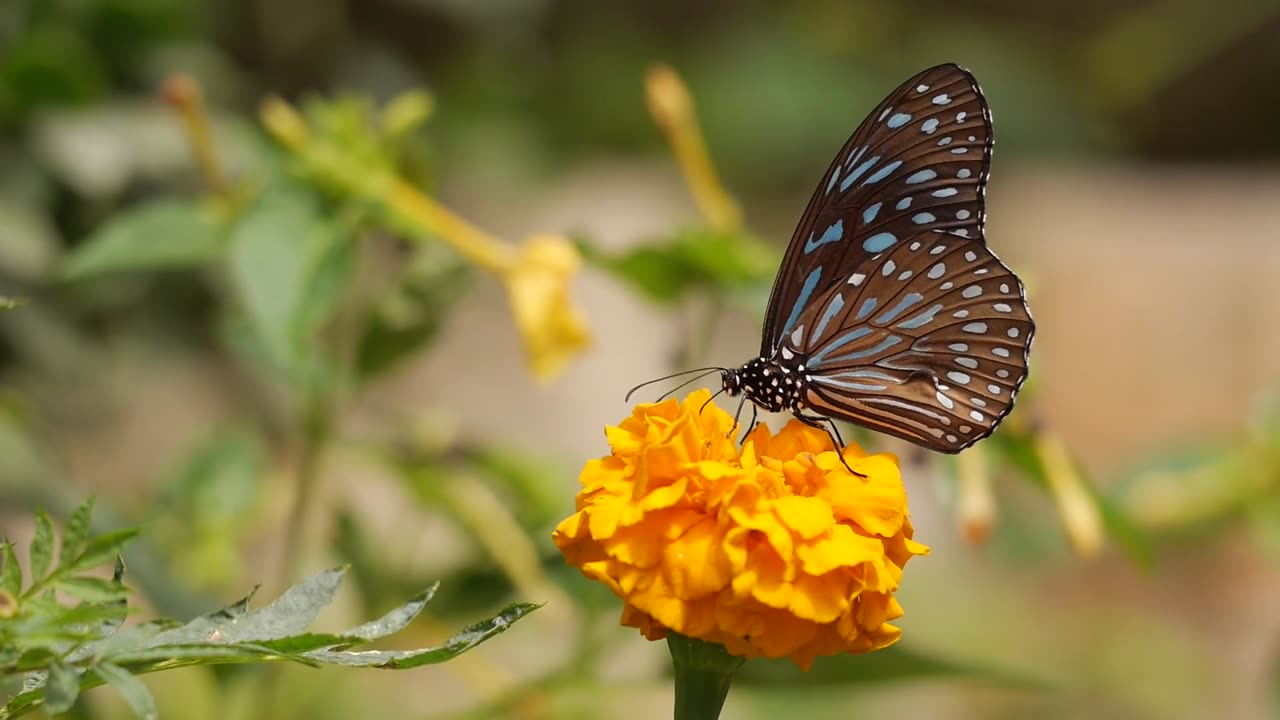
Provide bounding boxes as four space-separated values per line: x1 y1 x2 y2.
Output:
54 576 128 603
150 568 342 646
43 660 80 714
228 188 351 373
355 252 471 379
66 528 140 574
577 240 697 303
1094 486 1156 569
338 583 437 641
59 498 94 569
576 229 774 305
2 542 22 595
164 429 264 528
301 601 539 668
734 644 1055 690
29 511 54 583
93 663 157 720
62 201 222 279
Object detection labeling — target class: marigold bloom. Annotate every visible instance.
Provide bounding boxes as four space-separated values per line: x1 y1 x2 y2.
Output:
553 390 928 670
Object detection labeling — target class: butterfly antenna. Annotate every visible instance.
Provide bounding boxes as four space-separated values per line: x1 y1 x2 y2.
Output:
698 387 727 416
656 368 725 402
624 366 726 403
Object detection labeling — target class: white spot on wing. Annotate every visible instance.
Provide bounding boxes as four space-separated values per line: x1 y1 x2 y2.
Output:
849 273 866 286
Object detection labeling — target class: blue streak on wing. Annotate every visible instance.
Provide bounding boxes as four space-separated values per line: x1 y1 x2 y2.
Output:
803 220 844 254
812 294 846 342
845 145 867 168
809 327 872 364
862 202 882 224
887 112 912 129
873 292 924 324
779 267 822 343
862 232 897 252
895 197 912 210
823 335 902 363
816 368 904 391
825 168 840 195
814 377 887 392
905 169 937 184
896 303 944 329
862 159 903 186
841 155 881 191
855 297 878 321
912 212 936 224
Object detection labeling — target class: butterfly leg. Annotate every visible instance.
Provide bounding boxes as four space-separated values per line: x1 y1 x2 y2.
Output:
797 413 866 478
736 404 759 445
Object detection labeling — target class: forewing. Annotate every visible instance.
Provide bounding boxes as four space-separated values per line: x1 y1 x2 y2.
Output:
784 231 1032 452
762 63 994 357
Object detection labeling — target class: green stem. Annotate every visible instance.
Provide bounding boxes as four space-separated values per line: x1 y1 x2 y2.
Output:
280 389 333 584
667 634 744 720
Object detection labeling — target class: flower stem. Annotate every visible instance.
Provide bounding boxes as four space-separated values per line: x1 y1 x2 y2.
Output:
645 65 741 234
280 387 333 582
667 633 745 720
163 74 229 197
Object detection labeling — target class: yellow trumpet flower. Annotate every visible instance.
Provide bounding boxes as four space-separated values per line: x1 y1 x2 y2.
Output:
260 96 592 382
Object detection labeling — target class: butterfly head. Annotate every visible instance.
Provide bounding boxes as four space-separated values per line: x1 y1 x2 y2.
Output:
722 358 808 414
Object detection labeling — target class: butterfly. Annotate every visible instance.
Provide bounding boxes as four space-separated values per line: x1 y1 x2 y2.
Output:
718 63 1034 455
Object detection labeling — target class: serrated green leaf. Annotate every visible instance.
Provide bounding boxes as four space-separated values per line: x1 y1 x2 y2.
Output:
301 601 539 668
54 576 128 603
150 568 342 646
14 647 57 672
59 498 94 568
50 601 128 635
29 511 54 583
339 583 437 642
94 663 157 720
66 528 139 574
1 543 21 595
254 633 351 654
62 201 222 279
43 660 79 714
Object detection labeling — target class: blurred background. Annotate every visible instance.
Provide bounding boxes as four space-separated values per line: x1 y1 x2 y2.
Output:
3 0 1280 718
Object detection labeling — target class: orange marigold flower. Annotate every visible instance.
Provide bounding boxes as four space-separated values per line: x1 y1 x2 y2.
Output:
552 389 929 670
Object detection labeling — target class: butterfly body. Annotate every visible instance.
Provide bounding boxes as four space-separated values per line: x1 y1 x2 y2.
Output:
725 63 1034 454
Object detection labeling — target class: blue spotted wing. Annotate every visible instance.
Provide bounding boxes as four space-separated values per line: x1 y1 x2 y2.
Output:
761 64 994 357
783 230 1033 452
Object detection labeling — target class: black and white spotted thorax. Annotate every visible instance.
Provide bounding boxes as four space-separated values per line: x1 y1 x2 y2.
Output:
722 357 811 413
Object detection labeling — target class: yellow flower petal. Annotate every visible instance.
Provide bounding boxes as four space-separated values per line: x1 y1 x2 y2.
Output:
551 390 929 669
501 234 592 383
